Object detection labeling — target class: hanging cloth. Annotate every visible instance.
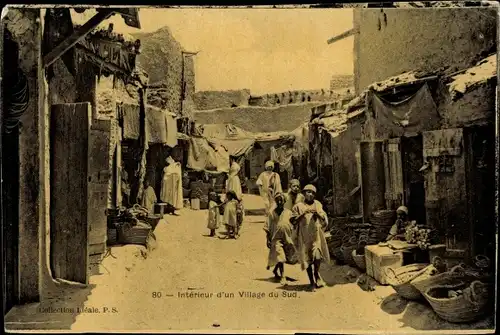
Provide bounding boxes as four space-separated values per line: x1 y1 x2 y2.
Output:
371 83 440 138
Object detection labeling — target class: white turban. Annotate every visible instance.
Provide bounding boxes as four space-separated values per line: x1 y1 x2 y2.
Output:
265 160 274 169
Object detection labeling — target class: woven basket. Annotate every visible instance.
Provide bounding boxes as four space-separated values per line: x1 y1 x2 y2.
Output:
117 222 152 246
141 215 161 231
352 249 366 270
385 264 429 300
423 280 491 323
412 271 468 296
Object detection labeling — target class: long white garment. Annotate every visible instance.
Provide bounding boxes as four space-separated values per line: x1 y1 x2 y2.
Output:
256 171 283 214
160 161 183 209
225 162 243 200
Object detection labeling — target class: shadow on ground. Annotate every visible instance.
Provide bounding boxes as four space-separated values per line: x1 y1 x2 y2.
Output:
5 281 96 331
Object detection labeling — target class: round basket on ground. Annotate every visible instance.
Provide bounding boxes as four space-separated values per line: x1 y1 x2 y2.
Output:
412 269 468 296
385 263 429 300
423 280 491 323
352 249 366 271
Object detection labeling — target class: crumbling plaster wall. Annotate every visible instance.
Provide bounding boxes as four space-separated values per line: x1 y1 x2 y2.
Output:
353 8 497 94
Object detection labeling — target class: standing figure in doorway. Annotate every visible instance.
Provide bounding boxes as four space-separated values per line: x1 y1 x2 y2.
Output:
284 179 305 211
291 184 330 291
257 160 283 215
121 169 131 208
161 156 183 209
140 179 157 214
264 193 297 285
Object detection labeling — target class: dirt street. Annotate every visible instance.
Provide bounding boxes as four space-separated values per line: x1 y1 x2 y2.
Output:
5 195 493 332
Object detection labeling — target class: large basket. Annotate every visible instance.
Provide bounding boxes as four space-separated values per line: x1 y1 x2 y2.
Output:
385 264 429 300
352 250 366 270
117 222 152 246
141 215 162 231
412 268 468 296
423 280 491 323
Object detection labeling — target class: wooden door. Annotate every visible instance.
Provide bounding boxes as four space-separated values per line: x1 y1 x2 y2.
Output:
88 126 111 256
50 103 90 284
359 141 386 222
383 138 404 209
423 128 468 258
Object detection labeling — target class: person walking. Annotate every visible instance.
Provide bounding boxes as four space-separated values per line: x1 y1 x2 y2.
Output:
290 184 330 291
256 160 283 215
264 193 298 286
284 179 305 210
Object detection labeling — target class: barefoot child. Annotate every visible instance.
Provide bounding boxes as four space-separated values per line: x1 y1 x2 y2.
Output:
207 192 222 237
223 190 243 239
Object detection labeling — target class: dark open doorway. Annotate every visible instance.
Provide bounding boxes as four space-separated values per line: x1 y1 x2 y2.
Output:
401 135 426 225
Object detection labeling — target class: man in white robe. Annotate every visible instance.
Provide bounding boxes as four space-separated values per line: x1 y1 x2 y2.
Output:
256 160 283 215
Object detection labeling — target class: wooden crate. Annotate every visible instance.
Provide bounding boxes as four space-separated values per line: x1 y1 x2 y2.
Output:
365 245 404 285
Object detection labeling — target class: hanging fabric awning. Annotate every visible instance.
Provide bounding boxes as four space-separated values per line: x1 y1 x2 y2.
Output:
370 83 440 137
187 137 230 173
120 103 178 145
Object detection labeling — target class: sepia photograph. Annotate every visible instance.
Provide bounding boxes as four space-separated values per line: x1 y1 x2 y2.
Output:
1 2 498 333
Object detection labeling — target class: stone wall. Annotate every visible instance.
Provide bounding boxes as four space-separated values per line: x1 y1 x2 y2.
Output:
193 89 250 110
353 8 497 93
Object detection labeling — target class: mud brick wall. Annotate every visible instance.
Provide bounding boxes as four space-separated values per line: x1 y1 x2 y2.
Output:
353 8 497 94
135 26 186 115
193 89 251 110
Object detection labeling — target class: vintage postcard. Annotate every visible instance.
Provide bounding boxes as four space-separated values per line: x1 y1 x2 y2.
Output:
1 3 498 333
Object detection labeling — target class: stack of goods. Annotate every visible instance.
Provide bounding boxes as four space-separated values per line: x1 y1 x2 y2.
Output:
404 222 433 250
423 280 492 323
368 210 396 244
107 205 159 246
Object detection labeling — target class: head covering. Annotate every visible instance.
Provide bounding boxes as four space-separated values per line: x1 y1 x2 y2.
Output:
265 160 274 169
166 156 175 165
303 184 317 194
396 206 409 215
274 192 286 203
290 179 300 187
230 162 241 174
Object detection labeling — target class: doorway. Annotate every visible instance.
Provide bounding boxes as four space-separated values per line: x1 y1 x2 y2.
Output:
401 135 426 225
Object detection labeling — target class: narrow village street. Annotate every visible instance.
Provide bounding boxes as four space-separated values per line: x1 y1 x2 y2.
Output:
5 195 493 332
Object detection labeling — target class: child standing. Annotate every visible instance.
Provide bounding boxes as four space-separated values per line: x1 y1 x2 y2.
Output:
223 191 243 239
207 192 222 237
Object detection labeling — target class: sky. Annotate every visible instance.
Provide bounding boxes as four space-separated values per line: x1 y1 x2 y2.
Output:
108 8 354 95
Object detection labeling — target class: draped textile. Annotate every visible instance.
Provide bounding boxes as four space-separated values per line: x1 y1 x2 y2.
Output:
187 137 230 173
140 186 157 213
371 83 440 138
146 108 178 147
207 200 222 230
270 145 294 174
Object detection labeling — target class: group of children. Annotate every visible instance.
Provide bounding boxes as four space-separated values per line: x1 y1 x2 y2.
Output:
207 190 244 239
206 178 332 292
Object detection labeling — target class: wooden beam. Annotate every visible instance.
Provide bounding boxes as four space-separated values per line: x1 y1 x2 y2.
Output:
43 9 115 69
327 28 359 45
